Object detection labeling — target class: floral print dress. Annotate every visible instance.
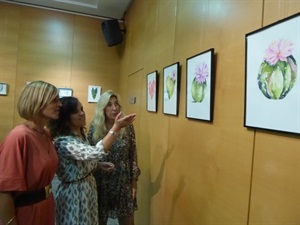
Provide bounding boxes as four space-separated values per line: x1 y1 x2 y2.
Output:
87 124 141 221
53 134 107 225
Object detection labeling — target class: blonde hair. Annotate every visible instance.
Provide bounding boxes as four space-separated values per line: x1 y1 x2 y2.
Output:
17 81 58 120
90 90 124 143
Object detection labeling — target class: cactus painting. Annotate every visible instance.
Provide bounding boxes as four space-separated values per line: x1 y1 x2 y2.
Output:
245 12 300 134
88 86 101 103
186 48 214 121
147 71 158 112
163 62 180 115
258 39 297 100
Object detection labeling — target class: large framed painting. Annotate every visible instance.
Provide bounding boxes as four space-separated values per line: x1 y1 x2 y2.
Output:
186 48 215 121
147 70 158 112
163 62 180 115
245 12 300 134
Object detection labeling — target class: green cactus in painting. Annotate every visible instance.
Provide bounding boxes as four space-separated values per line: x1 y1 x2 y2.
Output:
91 87 98 99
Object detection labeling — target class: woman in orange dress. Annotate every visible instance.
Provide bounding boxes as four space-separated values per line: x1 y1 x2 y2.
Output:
0 81 62 225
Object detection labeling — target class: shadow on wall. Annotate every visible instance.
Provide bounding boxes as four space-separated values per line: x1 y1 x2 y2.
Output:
150 146 174 196
167 175 186 225
149 145 186 223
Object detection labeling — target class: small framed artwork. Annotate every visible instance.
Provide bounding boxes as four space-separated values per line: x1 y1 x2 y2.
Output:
186 48 215 121
0 83 8 95
245 12 300 134
147 70 158 112
163 62 180 115
88 85 101 103
58 88 73 98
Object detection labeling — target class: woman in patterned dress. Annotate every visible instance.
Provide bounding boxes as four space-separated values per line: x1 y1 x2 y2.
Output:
48 96 136 225
87 90 141 225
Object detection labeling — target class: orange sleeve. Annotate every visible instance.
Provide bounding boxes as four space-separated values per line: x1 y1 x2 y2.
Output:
0 127 27 191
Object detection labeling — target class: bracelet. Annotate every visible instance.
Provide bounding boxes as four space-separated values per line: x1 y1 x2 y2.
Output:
6 216 15 225
109 130 117 136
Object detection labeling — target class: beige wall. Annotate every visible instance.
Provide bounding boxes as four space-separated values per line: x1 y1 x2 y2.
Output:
120 0 300 224
0 2 121 140
1 1 300 225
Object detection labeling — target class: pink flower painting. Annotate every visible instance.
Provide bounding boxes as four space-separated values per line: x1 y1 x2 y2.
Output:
264 39 294 65
195 63 209 84
148 80 156 99
191 62 209 102
258 38 297 99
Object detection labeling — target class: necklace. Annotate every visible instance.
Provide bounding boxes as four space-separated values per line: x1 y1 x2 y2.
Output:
24 121 44 135
24 121 50 154
32 127 44 134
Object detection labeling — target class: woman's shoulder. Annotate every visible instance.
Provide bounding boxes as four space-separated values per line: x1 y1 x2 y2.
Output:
0 124 35 147
54 134 73 141
54 134 84 144
8 124 33 138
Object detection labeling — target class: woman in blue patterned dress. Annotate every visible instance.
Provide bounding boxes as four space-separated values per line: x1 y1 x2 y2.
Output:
48 96 136 225
87 90 141 225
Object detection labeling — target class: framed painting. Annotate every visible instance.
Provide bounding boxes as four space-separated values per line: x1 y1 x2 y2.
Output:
186 48 215 121
0 83 8 95
163 62 180 115
245 12 300 134
88 85 101 103
58 88 73 98
147 70 158 112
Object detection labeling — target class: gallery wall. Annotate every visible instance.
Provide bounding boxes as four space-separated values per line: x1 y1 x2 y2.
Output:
0 1 300 225
0 2 121 141
119 0 300 224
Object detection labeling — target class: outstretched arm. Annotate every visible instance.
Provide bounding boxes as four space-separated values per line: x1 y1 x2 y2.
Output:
101 112 136 150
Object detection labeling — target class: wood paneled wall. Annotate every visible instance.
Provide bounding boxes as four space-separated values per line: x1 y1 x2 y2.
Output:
0 2 121 141
119 0 300 224
1 1 300 225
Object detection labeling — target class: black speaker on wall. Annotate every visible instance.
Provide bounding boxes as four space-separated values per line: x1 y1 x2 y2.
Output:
101 19 124 47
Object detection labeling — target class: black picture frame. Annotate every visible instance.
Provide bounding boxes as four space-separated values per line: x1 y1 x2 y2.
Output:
245 12 300 134
163 62 180 115
186 48 215 121
147 70 158 112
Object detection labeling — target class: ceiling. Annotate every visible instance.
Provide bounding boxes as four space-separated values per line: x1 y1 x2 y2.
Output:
1 0 133 20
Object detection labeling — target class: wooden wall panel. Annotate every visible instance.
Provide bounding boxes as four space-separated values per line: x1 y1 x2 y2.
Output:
122 0 300 224
0 3 19 140
0 3 121 141
1 0 300 224
249 132 299 224
70 15 120 125
248 1 300 224
120 0 146 76
12 7 74 126
162 0 260 224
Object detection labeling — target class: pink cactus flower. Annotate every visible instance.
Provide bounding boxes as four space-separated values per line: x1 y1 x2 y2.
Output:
195 62 209 84
264 39 294 65
171 70 176 81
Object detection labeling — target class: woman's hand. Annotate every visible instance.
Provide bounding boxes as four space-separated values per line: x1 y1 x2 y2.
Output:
132 188 137 199
98 162 115 172
131 180 137 199
113 112 136 131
